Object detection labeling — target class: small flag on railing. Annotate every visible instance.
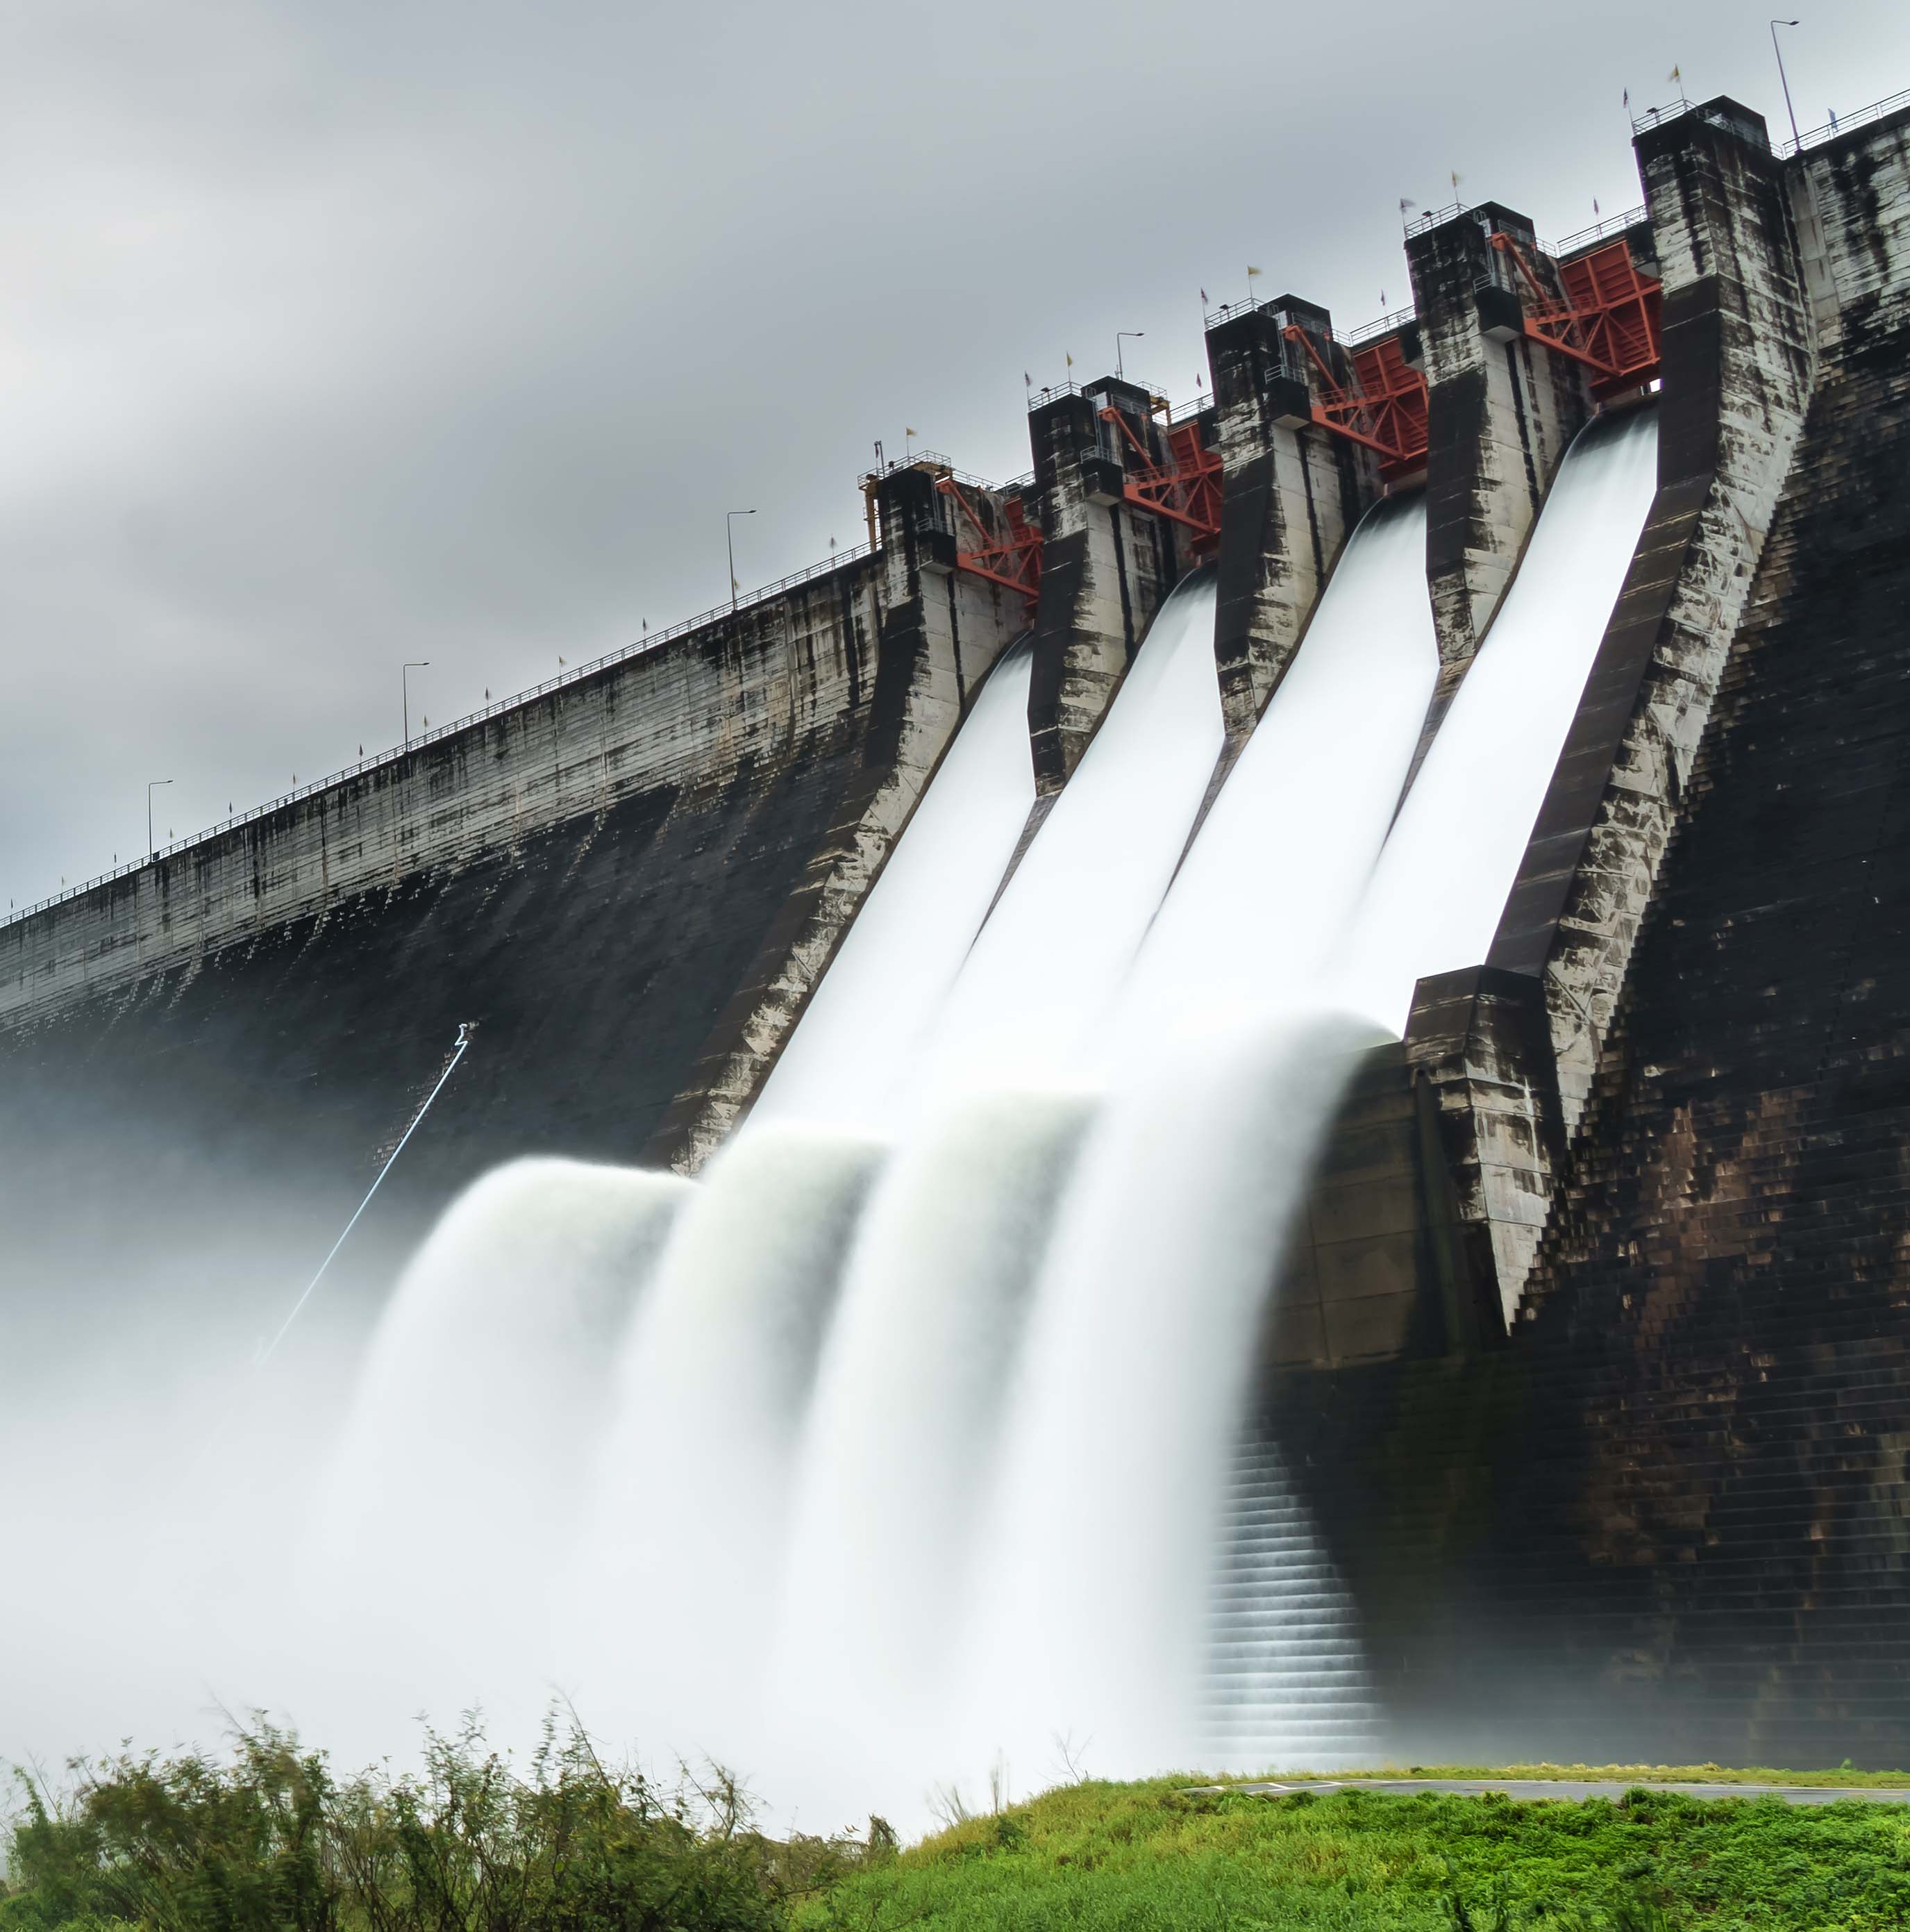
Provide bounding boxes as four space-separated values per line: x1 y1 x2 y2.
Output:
1668 65 1680 83
1449 169 1461 193
1065 351 1073 367
905 426 918 438
559 655 566 666
1200 287 1208 305
1024 372 1032 388
1623 86 1630 108
1593 197 1601 217
1247 265 1262 279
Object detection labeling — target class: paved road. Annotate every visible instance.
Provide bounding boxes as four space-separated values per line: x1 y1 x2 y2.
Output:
1186 1778 1910 1807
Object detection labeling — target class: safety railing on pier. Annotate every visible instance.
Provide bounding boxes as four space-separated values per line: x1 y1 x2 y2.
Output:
3 538 873 933
1552 205 1649 256
1344 303 1418 345
1779 85 1910 156
1403 201 1464 240
1634 83 1909 161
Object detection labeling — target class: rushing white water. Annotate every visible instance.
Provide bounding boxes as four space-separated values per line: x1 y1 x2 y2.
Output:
307 1158 690 1697
748 642 1037 1137
769 1089 1094 1800
1341 406 1661 1033
907 569 1223 1111
960 1014 1376 1777
1107 495 1439 1069
565 1124 883 1754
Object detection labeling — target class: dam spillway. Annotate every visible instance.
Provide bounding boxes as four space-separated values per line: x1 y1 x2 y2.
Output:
3 85 1910 1801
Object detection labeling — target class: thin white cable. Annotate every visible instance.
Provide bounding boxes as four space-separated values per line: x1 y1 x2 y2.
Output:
257 1022 474 1365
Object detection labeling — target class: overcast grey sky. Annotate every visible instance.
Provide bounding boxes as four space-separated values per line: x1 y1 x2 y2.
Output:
3 0 1902 910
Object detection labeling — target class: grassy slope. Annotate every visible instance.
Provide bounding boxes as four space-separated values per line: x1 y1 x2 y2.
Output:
804 1781 1910 1931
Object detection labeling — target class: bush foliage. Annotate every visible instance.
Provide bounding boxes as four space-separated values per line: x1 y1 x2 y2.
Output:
1 1715 873 1932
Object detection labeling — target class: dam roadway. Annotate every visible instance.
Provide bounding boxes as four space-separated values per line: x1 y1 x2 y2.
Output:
1191 1780 1910 1806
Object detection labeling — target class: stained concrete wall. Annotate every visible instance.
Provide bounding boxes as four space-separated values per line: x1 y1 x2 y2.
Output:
0 478 1023 1383
1402 97 1820 1326
1249 101 1910 1769
1025 378 1187 792
1404 201 1593 783
1205 297 1371 735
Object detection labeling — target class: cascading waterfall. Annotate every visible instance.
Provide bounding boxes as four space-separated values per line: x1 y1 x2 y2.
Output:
946 497 1439 1779
1106 495 1439 1071
768 1089 1094 1809
1341 406 1661 1031
306 1158 691 1708
957 1013 1375 1780
748 641 1037 1138
563 1124 885 1758
268 407 1661 1821
906 569 1223 1113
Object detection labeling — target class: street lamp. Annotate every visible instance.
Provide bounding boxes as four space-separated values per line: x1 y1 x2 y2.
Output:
1116 331 1145 378
728 509 756 618
1770 20 1802 150
146 778 172 860
403 661 430 751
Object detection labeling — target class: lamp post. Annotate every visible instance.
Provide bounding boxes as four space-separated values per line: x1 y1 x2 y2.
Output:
403 661 430 751
728 509 756 619
1115 331 1144 378
146 778 172 860
1770 19 1802 149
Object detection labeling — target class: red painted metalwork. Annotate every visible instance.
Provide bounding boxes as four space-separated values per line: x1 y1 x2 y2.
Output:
1095 409 1223 549
1282 326 1430 482
936 476 1043 609
1490 233 1662 399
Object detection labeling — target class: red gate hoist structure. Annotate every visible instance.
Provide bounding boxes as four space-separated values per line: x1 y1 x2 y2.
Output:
1281 326 1430 483
1489 233 1663 399
1095 408 1223 549
935 476 1044 610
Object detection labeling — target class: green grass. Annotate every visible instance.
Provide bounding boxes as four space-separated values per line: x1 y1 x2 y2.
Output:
798 1777 1910 1931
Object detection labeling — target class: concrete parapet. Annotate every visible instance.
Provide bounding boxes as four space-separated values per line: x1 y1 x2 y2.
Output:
1205 298 1370 733
1025 378 1184 791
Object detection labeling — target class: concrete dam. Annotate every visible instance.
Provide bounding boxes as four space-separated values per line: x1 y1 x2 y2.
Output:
2 90 1908 1802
